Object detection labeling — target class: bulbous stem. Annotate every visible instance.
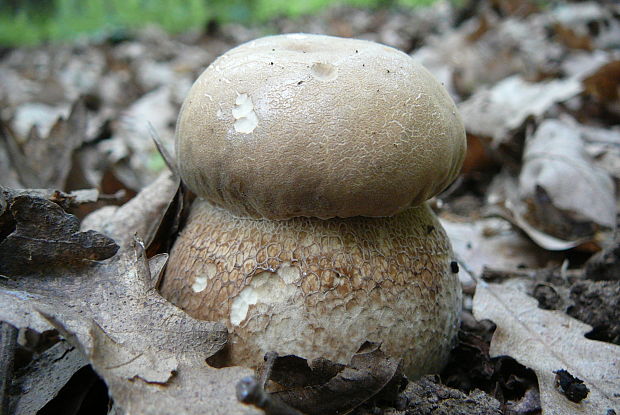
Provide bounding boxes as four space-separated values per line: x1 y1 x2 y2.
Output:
160 199 461 379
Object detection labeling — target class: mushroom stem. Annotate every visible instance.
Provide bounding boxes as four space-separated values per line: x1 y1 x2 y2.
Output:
160 199 461 379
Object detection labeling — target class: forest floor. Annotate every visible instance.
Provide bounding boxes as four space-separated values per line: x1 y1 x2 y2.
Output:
1 0 619 414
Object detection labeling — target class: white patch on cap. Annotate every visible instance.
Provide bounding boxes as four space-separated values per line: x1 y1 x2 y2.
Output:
232 93 258 134
229 264 300 326
311 62 337 81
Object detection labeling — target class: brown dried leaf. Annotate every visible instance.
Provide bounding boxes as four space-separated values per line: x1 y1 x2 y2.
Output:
0 193 118 276
473 282 620 415
552 23 593 51
517 118 616 241
583 61 620 104
1 99 87 190
582 60 620 118
0 174 260 415
269 342 405 415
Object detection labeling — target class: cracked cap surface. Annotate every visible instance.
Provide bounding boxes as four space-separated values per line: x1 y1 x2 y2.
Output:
175 33 466 219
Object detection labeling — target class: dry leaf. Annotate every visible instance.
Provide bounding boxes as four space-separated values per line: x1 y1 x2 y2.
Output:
560 50 613 81
583 60 620 103
0 192 119 276
267 342 405 415
552 23 593 51
487 171 597 251
583 60 620 116
413 9 563 97
0 139 22 188
1 100 87 190
440 216 564 278
518 118 616 241
551 2 620 50
81 171 179 248
9 341 88 415
473 281 620 415
0 173 261 415
574 121 620 189
458 75 581 146
11 103 71 139
104 86 178 191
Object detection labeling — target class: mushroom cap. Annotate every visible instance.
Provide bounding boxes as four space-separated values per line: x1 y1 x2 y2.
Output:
160 199 462 378
176 33 466 220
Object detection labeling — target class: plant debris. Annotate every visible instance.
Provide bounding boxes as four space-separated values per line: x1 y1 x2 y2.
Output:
0 192 119 276
554 369 590 403
259 342 405 415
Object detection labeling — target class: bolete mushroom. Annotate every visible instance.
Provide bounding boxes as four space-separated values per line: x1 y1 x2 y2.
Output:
160 33 466 379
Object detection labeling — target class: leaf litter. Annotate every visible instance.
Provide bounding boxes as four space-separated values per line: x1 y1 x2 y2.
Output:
0 174 260 414
1 0 620 414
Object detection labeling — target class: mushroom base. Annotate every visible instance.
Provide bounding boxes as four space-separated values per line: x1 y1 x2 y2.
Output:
160 199 462 379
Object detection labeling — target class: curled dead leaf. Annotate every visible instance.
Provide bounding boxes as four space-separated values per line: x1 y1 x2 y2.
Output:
518 119 615 242
1 99 87 190
246 342 406 415
459 75 582 149
0 193 118 276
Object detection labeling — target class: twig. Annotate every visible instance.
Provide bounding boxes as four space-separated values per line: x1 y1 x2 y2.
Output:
148 123 178 176
259 351 279 388
236 376 304 415
0 322 18 415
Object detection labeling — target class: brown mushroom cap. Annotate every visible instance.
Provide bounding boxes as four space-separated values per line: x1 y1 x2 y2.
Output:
176 33 466 220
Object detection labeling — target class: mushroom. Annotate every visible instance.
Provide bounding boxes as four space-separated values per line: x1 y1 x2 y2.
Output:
160 33 466 379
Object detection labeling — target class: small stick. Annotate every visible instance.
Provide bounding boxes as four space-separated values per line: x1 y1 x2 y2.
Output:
236 376 304 415
259 351 279 388
0 322 18 415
